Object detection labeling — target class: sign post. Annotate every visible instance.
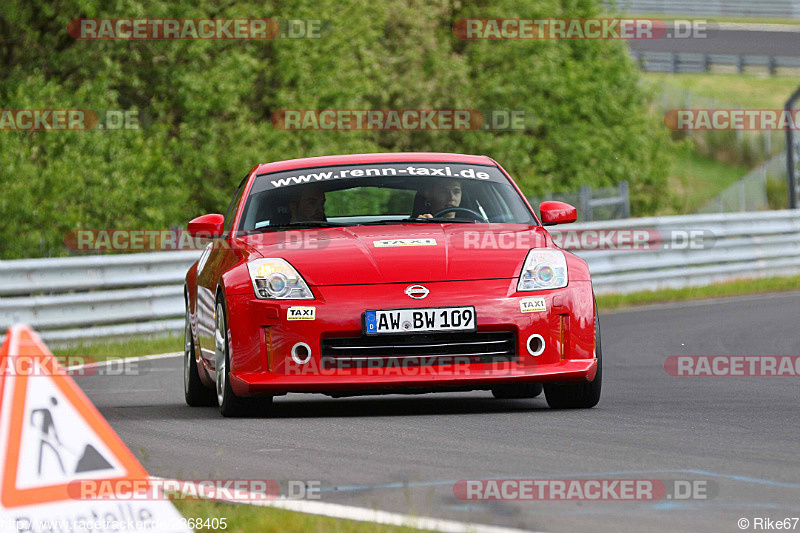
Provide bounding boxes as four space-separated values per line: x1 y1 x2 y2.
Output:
785 86 800 209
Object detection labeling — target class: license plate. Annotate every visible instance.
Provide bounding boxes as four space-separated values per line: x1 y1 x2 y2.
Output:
364 307 476 335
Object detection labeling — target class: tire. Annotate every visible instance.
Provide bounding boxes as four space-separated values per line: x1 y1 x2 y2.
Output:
215 293 273 417
184 305 216 407
544 301 602 409
491 383 543 399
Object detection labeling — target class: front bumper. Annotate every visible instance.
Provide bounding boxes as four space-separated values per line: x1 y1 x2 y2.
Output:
231 359 597 394
223 278 597 396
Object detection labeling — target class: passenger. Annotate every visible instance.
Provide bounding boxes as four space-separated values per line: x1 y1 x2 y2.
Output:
288 187 327 222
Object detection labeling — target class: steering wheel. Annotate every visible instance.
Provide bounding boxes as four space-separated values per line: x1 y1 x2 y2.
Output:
432 207 488 222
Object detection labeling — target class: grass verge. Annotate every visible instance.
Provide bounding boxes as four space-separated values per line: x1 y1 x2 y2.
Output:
667 150 749 213
171 499 427 533
596 274 800 310
51 334 182 360
645 73 800 109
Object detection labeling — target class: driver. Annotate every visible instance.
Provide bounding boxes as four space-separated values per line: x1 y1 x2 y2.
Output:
417 179 462 219
288 186 327 222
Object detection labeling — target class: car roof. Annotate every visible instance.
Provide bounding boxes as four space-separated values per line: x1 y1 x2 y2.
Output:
255 152 497 175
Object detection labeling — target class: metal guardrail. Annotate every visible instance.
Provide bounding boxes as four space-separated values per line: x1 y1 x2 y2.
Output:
574 210 800 294
604 0 800 18
0 251 199 345
631 50 800 75
0 251 201 296
1 210 799 345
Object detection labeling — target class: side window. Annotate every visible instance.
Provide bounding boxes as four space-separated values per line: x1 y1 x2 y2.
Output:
223 176 248 236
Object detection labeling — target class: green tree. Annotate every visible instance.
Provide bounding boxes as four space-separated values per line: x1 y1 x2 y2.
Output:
0 0 672 258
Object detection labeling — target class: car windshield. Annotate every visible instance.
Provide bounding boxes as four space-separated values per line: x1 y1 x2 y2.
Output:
237 162 537 232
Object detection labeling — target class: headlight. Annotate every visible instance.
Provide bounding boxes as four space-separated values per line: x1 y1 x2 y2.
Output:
518 249 568 291
247 258 314 300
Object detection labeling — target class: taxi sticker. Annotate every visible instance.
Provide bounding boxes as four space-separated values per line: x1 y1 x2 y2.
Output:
287 306 316 320
373 238 437 248
520 297 547 313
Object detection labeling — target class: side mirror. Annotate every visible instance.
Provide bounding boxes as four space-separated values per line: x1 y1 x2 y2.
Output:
188 214 225 237
539 201 577 226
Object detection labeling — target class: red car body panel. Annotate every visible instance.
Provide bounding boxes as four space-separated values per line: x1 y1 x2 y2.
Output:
185 153 598 397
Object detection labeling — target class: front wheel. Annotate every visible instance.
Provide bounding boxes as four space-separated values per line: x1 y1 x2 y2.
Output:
215 294 272 417
184 306 216 407
544 302 602 409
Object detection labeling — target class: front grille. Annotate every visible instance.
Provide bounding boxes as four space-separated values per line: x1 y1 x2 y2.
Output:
320 331 516 369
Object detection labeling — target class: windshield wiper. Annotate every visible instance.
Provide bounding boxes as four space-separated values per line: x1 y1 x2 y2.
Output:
243 221 351 234
285 221 351 227
398 217 476 224
361 217 474 225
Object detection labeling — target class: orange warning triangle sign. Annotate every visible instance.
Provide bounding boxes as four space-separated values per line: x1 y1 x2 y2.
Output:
0 325 149 508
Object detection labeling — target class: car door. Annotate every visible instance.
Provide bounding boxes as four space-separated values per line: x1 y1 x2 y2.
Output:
196 177 248 367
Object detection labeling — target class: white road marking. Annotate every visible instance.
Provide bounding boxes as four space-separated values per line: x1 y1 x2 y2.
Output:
66 351 181 372
78 389 164 394
154 477 543 533
603 289 800 315
710 22 800 33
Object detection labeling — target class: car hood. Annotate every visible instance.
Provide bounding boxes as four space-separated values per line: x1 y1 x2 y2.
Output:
239 224 548 285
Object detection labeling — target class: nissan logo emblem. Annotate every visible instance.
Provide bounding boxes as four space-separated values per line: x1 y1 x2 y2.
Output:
404 285 429 299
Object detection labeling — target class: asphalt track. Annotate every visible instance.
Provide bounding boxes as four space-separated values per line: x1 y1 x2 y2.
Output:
628 24 800 57
74 291 800 532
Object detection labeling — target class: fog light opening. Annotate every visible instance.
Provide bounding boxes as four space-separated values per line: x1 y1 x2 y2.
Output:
291 342 312 364
527 334 545 357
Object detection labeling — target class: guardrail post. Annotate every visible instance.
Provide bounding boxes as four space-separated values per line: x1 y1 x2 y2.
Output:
738 179 747 212
737 55 745 74
684 91 692 137
618 181 630 219
636 50 645 70
580 185 592 222
671 53 679 74
769 56 777 76
735 106 743 142
786 85 800 209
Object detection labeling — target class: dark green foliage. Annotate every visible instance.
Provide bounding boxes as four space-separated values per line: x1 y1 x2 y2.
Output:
0 0 672 258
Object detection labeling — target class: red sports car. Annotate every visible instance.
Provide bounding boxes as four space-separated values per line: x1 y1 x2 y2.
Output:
183 152 601 416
